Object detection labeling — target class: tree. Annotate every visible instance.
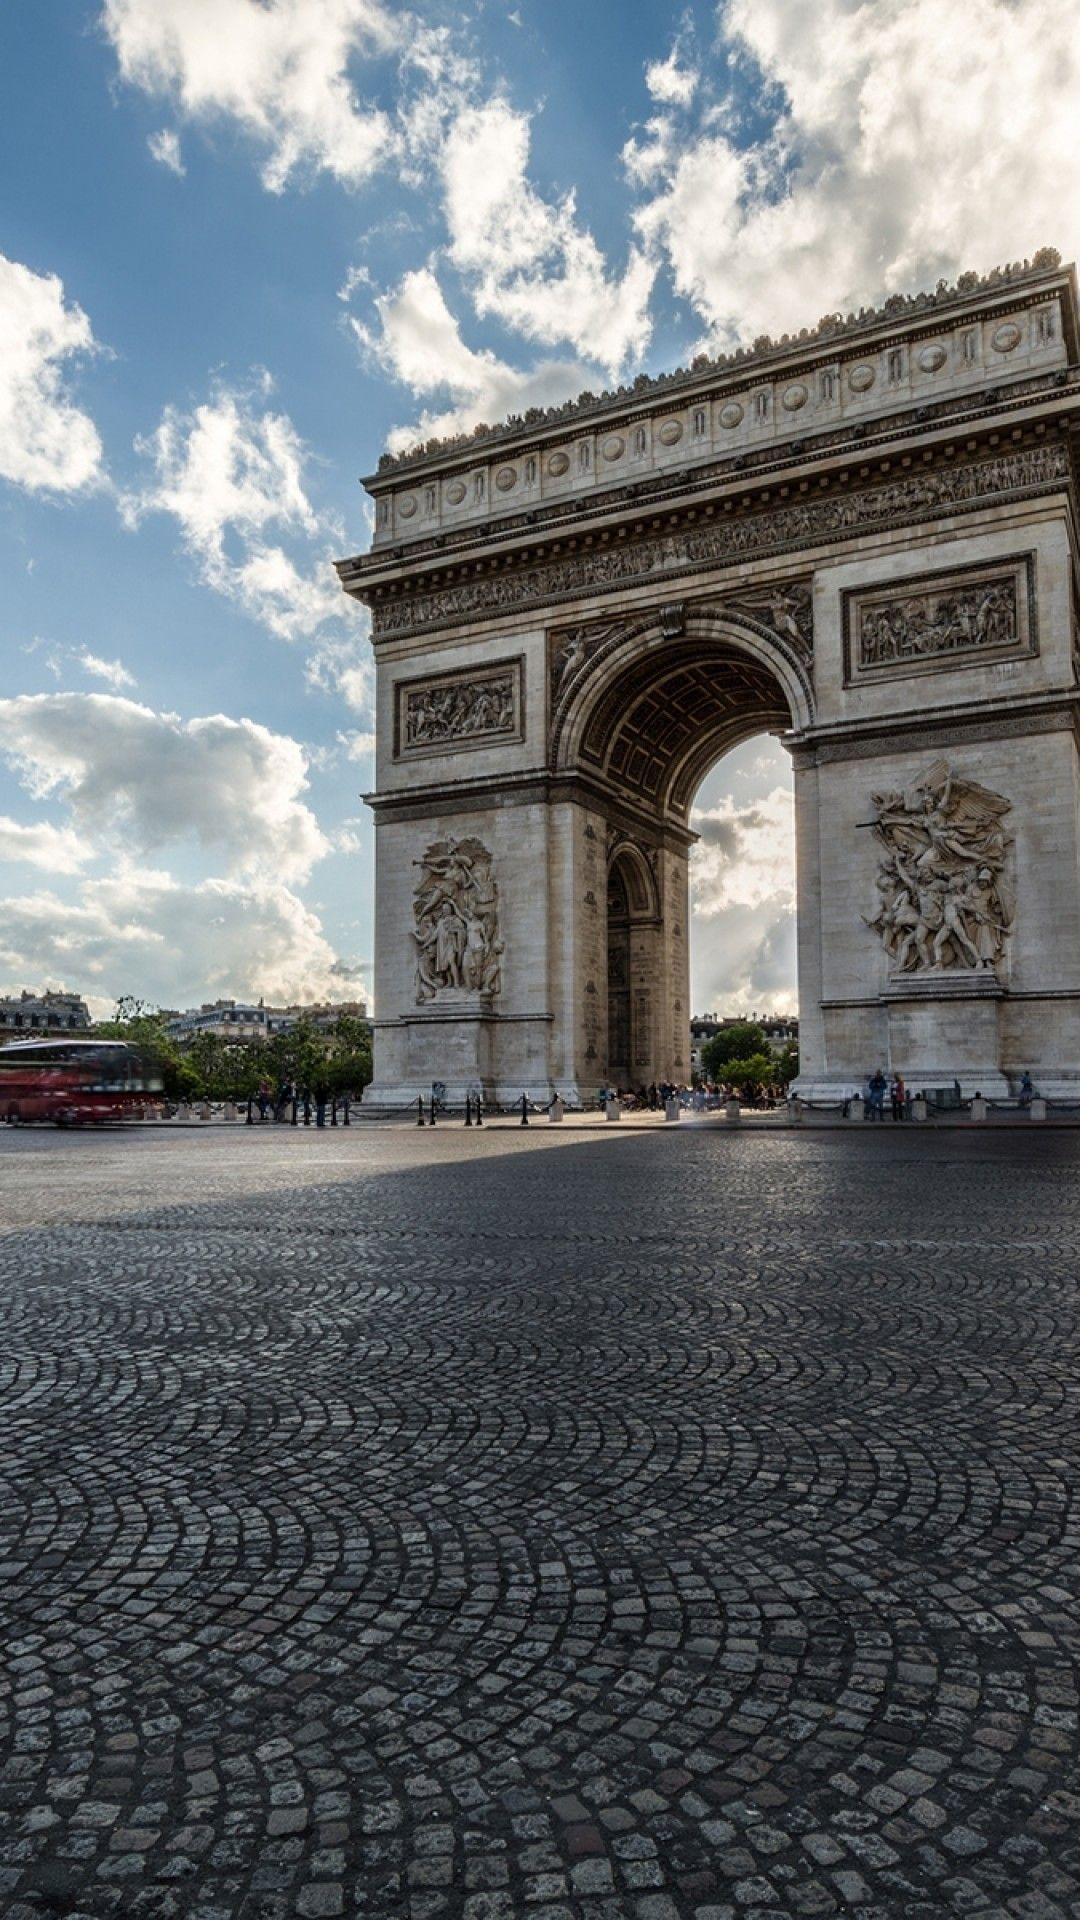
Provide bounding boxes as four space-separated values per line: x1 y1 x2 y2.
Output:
92 1004 197 1100
717 1052 776 1094
700 1021 767 1082
776 1041 799 1085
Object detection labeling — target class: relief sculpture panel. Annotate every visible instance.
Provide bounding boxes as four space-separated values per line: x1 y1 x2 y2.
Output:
396 660 522 755
412 836 503 1001
845 557 1034 681
866 761 1014 975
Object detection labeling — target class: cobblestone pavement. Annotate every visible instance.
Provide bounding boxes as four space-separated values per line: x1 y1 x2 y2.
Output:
2 1124 1079 1920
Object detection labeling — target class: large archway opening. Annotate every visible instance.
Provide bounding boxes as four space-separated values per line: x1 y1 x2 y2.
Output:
688 734 797 1044
564 614 806 1092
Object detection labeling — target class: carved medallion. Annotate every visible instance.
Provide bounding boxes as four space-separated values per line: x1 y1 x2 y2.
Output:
412 837 503 1002
865 761 1014 977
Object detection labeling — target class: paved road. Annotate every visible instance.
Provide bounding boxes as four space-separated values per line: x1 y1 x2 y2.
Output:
1 1124 1078 1920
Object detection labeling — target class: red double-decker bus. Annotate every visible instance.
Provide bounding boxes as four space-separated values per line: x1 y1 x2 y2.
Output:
0 1039 163 1125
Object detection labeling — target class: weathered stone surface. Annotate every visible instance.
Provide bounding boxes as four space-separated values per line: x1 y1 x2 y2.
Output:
343 262 1080 1109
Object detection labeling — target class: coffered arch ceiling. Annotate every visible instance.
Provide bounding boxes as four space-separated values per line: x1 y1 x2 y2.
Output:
578 639 792 822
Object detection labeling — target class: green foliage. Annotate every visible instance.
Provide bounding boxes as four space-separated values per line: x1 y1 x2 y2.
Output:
776 1041 800 1084
714 1052 776 1093
700 1021 767 1081
92 999 373 1104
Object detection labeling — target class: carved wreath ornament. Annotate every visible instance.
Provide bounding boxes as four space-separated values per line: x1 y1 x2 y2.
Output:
866 761 1014 975
412 837 503 1003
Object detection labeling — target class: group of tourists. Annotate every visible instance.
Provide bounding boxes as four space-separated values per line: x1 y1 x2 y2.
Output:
598 1079 789 1112
861 1071 910 1120
252 1080 357 1126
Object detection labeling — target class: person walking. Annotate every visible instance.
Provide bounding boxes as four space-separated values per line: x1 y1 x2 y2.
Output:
867 1068 888 1121
890 1073 906 1122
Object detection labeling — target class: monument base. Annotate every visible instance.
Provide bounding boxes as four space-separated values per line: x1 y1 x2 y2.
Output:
882 969 1010 1098
367 992 568 1111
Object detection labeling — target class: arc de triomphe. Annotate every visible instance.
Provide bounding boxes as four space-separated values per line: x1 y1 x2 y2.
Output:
338 251 1080 1106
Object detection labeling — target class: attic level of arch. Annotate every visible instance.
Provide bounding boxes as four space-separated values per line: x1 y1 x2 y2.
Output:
344 395 1080 608
342 417 1078 645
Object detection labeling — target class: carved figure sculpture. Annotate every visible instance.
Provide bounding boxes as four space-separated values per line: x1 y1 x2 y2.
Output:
865 761 1014 974
404 672 515 748
412 836 502 1001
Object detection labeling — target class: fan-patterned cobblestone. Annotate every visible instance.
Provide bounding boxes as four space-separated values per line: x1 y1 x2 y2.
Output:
1 1124 1078 1919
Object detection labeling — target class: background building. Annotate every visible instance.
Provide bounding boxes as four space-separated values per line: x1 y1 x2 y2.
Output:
689 1013 798 1078
164 998 368 1047
0 990 91 1038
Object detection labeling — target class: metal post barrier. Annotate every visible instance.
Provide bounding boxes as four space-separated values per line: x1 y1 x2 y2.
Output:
464 1093 473 1127
303 1094 311 1126
520 1093 530 1127
331 1097 338 1127
429 1095 437 1127
417 1095 425 1127
476 1095 483 1127
291 1096 298 1126
246 1097 253 1126
343 1096 350 1126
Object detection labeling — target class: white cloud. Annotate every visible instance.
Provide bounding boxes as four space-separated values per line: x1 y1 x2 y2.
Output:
103 0 403 193
147 127 185 175
0 869 349 1008
0 693 329 885
0 253 105 495
0 816 88 875
645 46 698 107
634 0 1080 343
690 781 796 1013
351 266 599 447
123 380 344 643
76 649 136 691
440 100 655 375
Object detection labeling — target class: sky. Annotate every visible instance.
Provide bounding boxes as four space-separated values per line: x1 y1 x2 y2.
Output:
1 0 1078 1021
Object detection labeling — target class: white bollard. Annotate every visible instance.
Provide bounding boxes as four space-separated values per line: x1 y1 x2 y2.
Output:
846 1094 863 1124
1030 1097 1047 1121
548 1096 565 1123
912 1096 928 1123
224 1101 238 1122
970 1095 988 1122
199 1101 212 1121
176 1101 192 1123
725 1098 741 1126
664 1097 681 1122
787 1095 803 1126
605 1097 622 1122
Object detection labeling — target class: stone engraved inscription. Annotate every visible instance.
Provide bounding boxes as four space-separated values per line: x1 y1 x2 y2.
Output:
373 444 1065 637
403 669 516 749
412 836 503 1002
856 572 1019 671
866 761 1014 975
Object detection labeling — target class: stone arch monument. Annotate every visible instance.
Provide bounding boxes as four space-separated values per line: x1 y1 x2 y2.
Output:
338 251 1080 1105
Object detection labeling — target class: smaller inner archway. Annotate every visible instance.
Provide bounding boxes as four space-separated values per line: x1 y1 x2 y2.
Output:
605 843 660 1092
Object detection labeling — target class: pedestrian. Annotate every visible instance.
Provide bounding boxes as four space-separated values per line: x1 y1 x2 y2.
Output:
256 1079 271 1122
890 1073 906 1122
1019 1069 1034 1108
867 1068 887 1120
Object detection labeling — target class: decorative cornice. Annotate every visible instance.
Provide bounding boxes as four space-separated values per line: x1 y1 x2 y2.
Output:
369 251 1066 478
789 689 1080 767
366 441 1070 642
341 368 1079 584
